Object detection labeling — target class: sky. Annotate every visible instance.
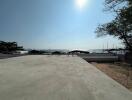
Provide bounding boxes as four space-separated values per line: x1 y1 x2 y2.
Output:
0 0 123 50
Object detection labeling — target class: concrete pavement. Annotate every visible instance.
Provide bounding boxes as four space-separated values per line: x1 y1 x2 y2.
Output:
0 55 132 100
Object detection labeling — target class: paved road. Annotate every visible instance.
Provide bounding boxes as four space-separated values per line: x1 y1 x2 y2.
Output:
0 55 132 100
0 53 25 59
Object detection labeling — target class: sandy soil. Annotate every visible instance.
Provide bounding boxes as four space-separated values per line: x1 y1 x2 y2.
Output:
91 62 132 91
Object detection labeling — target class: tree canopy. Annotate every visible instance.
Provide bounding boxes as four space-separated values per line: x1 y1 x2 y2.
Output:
0 41 23 53
95 0 132 51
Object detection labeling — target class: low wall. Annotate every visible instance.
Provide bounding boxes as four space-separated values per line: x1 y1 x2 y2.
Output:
78 53 119 62
125 52 132 65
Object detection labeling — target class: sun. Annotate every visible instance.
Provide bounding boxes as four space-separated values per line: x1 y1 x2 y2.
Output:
75 0 87 9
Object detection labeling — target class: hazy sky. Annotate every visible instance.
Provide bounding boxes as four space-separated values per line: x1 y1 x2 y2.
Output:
0 0 123 50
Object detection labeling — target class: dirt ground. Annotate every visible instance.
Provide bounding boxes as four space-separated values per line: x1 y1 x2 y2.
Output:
91 62 132 91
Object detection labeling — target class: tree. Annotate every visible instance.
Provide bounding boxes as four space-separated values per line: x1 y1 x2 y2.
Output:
95 0 132 51
0 41 23 53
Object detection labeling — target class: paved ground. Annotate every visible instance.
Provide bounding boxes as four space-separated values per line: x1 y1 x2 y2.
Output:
0 55 132 100
0 53 25 59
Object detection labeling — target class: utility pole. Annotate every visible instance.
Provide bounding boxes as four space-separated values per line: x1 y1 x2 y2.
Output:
102 44 104 53
107 42 109 50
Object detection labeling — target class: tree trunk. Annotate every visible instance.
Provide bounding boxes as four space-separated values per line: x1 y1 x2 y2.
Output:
123 35 132 52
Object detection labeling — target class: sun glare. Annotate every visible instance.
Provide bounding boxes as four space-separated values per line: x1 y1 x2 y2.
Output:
75 0 87 9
